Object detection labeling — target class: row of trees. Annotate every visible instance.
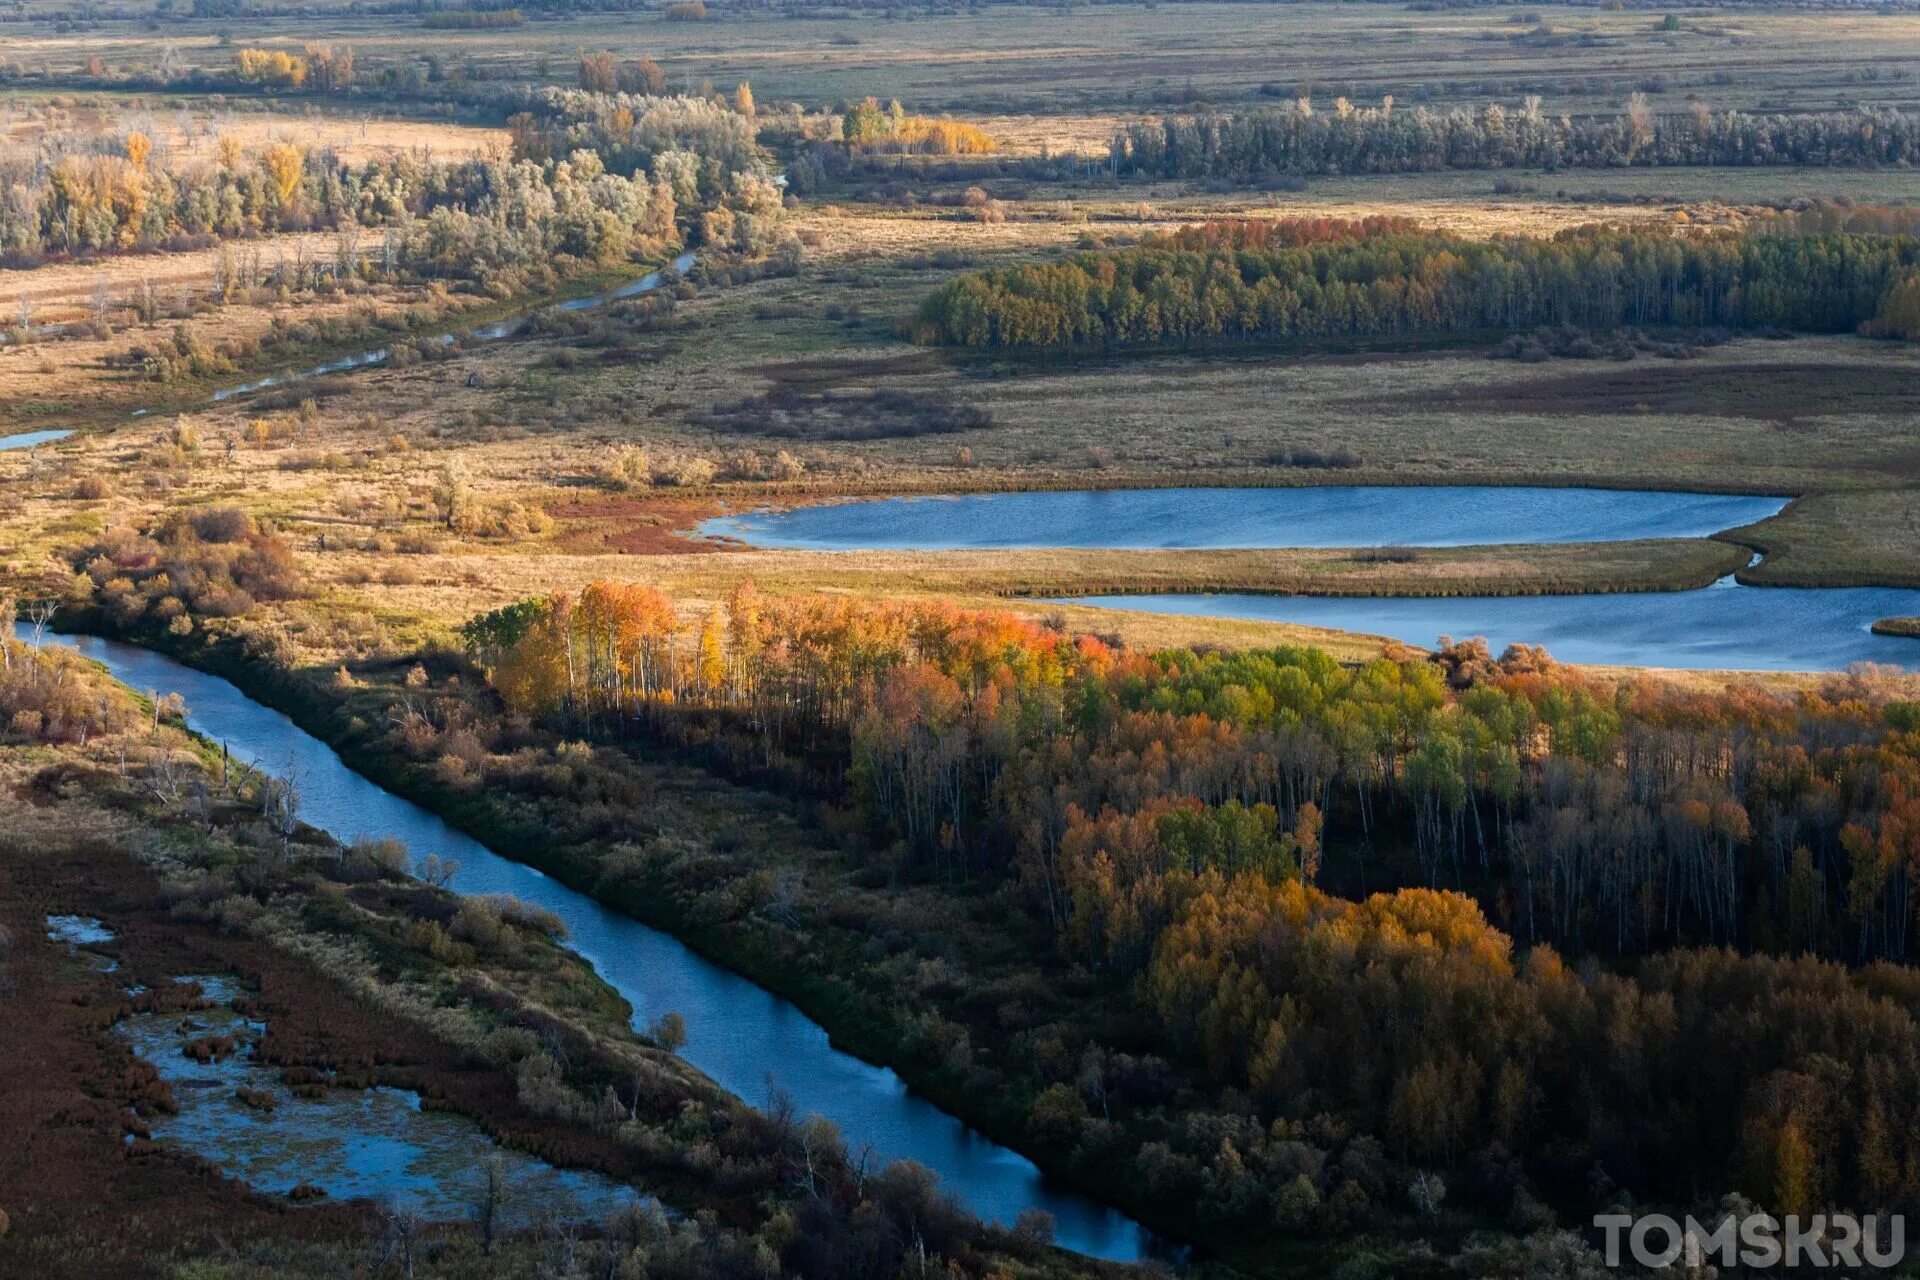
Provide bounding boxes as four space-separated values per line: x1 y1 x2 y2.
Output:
507 87 764 184
2 97 782 272
914 217 1920 349
457 584 1920 1231
0 130 365 260
1110 98 1920 179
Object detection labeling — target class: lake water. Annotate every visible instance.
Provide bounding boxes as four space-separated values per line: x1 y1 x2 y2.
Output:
1068 580 1920 672
16 624 1154 1262
0 428 73 451
702 487 1788 550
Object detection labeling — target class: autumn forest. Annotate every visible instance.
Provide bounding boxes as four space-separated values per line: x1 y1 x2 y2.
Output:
8 0 1920 1278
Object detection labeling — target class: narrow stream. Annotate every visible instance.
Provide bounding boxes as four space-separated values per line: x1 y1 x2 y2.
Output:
209 251 697 404
16 623 1157 1263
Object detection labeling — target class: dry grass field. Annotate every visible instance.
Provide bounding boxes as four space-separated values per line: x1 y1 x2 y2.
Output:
227 198 1907 589
3 15 1918 672
0 229 353 319
1 94 506 162
11 177 1913 630
14 4 1920 116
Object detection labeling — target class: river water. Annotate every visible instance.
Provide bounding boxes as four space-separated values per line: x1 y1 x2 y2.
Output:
1068 580 1920 672
701 486 1787 550
15 623 1154 1262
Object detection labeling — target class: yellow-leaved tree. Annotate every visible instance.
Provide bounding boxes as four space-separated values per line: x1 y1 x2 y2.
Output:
263 144 305 204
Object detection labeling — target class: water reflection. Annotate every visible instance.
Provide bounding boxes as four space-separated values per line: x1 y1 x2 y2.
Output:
118 968 643 1222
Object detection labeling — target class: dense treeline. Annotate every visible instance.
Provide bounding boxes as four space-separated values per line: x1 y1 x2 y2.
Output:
420 7 526 26
505 87 785 254
1112 97 1920 179
462 586 1920 966
914 217 1920 349
509 86 763 178
457 585 1920 1239
0 130 399 261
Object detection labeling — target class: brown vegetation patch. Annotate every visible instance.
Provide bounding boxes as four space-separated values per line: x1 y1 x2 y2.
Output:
692 387 994 441
553 494 740 556
0 814 368 1279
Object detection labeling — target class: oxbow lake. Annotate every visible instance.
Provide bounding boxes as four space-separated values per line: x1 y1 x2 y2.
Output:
701 486 1920 672
700 486 1789 550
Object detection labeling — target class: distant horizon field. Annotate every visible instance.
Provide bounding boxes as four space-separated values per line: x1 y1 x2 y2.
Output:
9 2 1920 116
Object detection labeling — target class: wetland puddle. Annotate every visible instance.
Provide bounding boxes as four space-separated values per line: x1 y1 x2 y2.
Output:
0 428 74 451
53 919 642 1223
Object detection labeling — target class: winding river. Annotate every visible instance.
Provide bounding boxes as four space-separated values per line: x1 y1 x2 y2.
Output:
14 622 1156 1262
10 235 1904 1243
12 243 1173 1255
